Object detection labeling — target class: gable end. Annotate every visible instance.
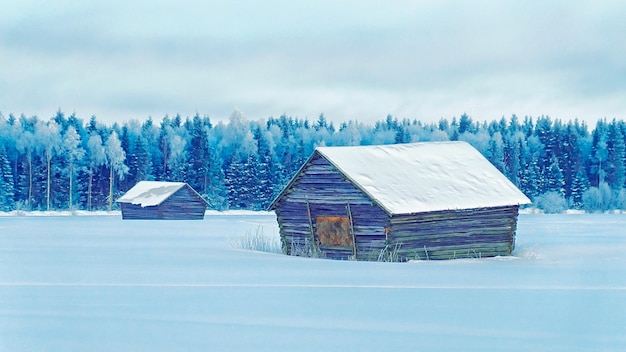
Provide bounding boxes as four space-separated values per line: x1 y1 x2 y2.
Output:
269 151 382 210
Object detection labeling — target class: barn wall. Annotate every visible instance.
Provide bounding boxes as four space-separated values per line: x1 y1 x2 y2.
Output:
348 203 391 261
159 187 207 220
274 155 390 260
120 203 161 219
120 186 206 220
389 206 520 260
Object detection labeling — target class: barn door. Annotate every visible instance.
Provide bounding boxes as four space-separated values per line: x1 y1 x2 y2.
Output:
313 204 357 258
315 216 352 247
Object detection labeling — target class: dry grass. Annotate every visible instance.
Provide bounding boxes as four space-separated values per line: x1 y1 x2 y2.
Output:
229 226 282 254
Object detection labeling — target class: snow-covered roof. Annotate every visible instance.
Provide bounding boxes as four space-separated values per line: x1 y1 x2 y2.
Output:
313 141 530 215
117 181 188 207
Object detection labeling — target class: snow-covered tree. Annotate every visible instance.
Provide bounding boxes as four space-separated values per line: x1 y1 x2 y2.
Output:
605 120 625 190
582 182 612 213
128 136 153 185
104 131 129 210
15 124 37 210
588 120 608 187
167 132 187 181
186 114 212 194
35 120 61 211
534 191 567 214
61 126 85 210
570 171 590 209
2 109 626 213
0 148 15 211
86 134 107 210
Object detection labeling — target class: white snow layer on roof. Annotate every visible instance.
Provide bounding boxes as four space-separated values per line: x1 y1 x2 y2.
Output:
316 141 531 215
117 181 186 207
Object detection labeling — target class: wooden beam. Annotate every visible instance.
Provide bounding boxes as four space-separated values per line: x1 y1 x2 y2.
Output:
346 203 357 258
305 197 319 256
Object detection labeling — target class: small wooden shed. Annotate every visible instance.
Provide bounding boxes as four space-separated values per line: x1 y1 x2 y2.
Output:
268 141 531 261
117 181 208 220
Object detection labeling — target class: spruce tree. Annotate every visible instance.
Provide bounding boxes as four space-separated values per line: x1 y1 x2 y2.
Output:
0 148 15 211
605 120 625 190
224 152 245 209
587 120 608 187
186 114 210 194
129 136 153 185
545 155 566 196
570 171 590 209
204 145 227 210
559 122 582 199
141 117 161 182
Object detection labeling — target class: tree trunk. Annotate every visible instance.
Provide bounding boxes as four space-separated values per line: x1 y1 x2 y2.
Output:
163 144 168 179
46 151 51 211
27 153 32 211
69 162 73 211
108 166 113 211
88 170 92 211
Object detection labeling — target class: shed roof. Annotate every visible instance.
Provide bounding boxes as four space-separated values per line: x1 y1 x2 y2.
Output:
117 181 205 207
272 141 530 215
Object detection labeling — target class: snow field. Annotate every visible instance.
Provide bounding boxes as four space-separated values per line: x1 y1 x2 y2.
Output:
1 214 625 351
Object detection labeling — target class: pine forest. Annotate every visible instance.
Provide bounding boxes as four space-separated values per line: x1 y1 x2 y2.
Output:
0 110 624 213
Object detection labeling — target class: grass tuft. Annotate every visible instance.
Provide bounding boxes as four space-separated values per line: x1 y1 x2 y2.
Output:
229 226 282 254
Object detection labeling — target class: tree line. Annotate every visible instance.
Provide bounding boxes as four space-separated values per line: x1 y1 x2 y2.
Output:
0 110 624 213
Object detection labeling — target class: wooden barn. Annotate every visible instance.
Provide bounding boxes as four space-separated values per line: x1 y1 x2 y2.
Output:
268 141 531 261
117 181 208 220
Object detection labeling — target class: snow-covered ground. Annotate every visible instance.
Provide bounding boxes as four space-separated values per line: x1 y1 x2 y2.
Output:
1 213 625 351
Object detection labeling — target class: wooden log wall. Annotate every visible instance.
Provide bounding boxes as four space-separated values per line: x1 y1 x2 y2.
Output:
120 186 206 220
274 154 390 260
159 187 206 219
348 203 390 260
388 205 520 260
120 203 161 219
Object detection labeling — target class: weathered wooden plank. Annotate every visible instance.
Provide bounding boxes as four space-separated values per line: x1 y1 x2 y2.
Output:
383 206 519 261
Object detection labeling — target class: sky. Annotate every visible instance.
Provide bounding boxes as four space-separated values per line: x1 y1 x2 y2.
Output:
1 0 625 126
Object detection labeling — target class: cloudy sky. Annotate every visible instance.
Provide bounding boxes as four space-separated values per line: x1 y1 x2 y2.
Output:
1 0 625 125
